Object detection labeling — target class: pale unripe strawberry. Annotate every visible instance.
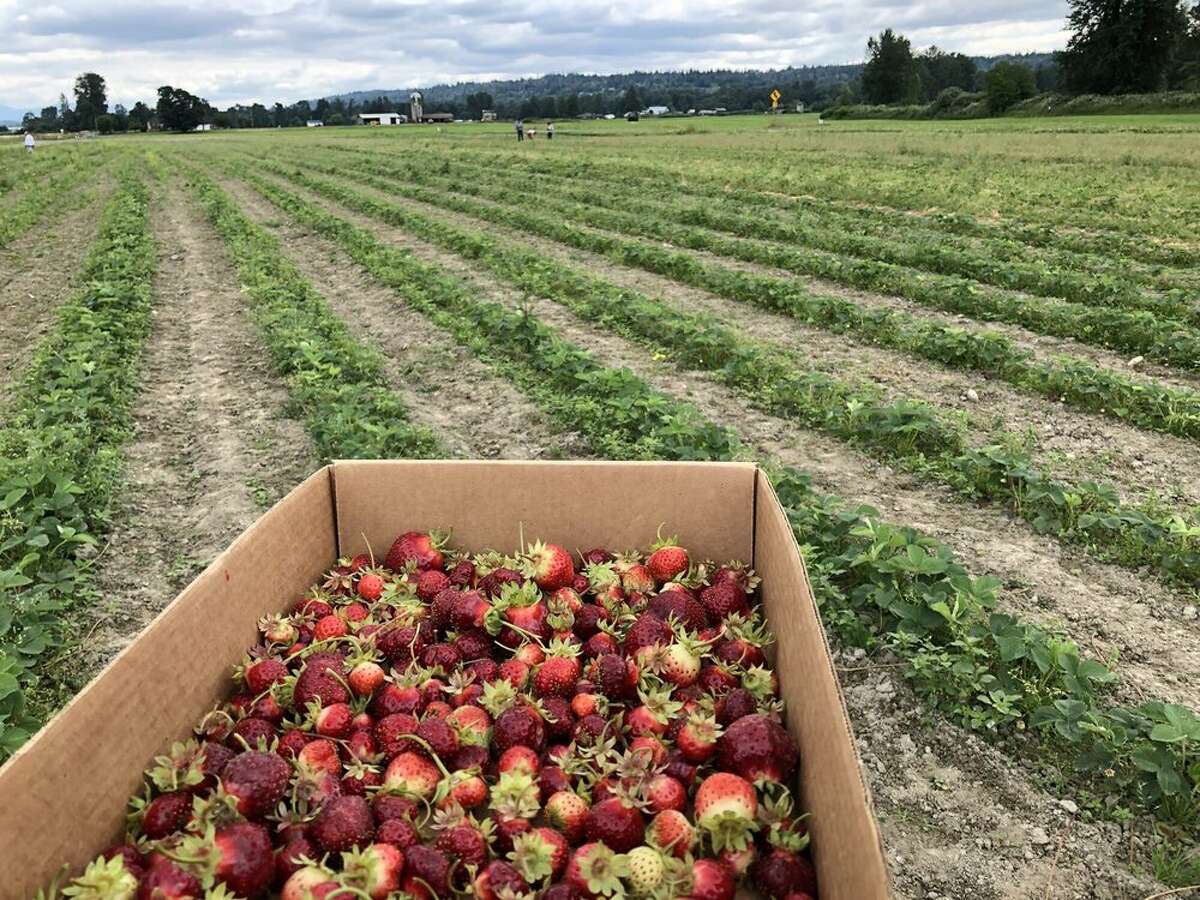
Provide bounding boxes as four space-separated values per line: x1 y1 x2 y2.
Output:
627 845 666 894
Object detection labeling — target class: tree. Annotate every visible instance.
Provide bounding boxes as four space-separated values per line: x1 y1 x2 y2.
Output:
1057 0 1189 94
621 86 643 112
156 86 209 132
1170 2 1200 87
984 61 1038 112
128 101 154 131
918 46 978 99
73 72 108 130
861 29 920 104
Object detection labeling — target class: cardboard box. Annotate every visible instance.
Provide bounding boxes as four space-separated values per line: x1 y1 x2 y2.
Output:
0 460 890 899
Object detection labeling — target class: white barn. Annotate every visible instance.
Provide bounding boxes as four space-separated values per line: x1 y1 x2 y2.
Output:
359 112 405 126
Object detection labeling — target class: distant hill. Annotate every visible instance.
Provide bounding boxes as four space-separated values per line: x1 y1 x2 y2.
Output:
316 54 1057 109
0 103 28 126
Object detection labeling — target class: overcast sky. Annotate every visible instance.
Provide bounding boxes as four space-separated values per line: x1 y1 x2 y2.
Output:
0 0 1070 112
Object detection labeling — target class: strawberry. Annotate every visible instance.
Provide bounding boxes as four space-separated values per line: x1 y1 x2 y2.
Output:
590 653 636 701
527 540 575 591
293 653 349 708
417 568 451 602
416 715 460 758
694 772 758 853
137 858 202 899
437 822 489 868
475 860 529 900
140 790 192 839
188 821 273 897
643 774 686 814
677 714 721 763
448 772 489 808
448 704 491 744
281 865 341 900
684 858 735 900
567 843 629 898
585 796 645 852
453 590 492 630
384 530 447 572
449 558 476 587
229 716 276 751
647 590 709 630
499 658 531 689
647 810 694 858
62 855 141 900
499 745 540 775
349 661 386 697
545 790 590 844
715 687 757 726
751 848 817 898
341 843 406 899
493 704 546 754
517 827 570 880
376 817 420 849
384 750 441 797
313 614 348 641
699 581 750 622
626 845 666 895
220 750 290 819
311 794 375 852
623 614 671 660
243 658 288 694
297 738 341 777
533 643 583 698
717 714 798 783
374 712 419 758
646 535 689 585
401 845 451 900
357 573 386 602
315 702 353 738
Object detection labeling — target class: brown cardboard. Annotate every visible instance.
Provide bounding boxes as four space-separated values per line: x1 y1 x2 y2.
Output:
0 461 889 900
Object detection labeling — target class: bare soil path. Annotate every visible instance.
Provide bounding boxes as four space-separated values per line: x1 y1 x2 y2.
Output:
80 178 320 682
0 192 112 391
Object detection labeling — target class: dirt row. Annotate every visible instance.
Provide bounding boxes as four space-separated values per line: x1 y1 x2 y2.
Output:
0 188 113 392
233 165 1177 900
80 180 321 683
304 171 1200 513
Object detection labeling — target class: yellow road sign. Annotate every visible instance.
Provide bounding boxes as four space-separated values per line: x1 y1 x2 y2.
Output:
770 89 781 102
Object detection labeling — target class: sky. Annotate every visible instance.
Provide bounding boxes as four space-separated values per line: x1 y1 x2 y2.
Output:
0 0 1071 115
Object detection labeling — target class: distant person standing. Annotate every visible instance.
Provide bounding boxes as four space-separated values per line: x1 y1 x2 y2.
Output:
515 118 524 142
547 121 555 140
24 131 35 152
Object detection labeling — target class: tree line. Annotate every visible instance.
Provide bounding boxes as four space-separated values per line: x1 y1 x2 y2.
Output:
9 0 1199 134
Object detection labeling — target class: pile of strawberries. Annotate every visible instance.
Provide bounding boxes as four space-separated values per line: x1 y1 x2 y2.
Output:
48 531 818 899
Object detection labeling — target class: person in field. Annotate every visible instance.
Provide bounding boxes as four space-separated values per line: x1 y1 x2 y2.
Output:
24 131 35 152
547 121 555 140
528 125 536 140
515 118 524 141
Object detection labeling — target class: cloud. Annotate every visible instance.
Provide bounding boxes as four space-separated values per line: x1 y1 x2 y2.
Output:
0 0 1070 113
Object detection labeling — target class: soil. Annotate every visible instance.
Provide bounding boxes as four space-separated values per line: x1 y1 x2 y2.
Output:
233 167 1196 898
209 174 584 461
80 179 320 682
325 176 1200 512
0 194 112 391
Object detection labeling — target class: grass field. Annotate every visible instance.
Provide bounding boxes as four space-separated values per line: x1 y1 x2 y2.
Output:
2 113 1199 899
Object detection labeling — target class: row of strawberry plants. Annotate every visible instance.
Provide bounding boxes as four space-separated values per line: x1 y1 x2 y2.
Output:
214 156 1200 835
0 168 155 757
347 142 1196 270
324 148 1200 372
252 158 1200 591
283 149 1200 446
0 145 75 197
342 145 1193 318
0 145 109 248
184 169 444 462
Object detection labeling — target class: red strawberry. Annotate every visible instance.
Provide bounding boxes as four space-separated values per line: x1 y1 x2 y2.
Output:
313 614 348 641
384 751 441 797
204 822 274 896
533 651 582 698
416 715 460 758
358 573 386 602
141 791 192 839
527 541 575 590
499 745 540 775
449 773 489 808
694 772 758 853
453 590 492 630
643 774 687 813
715 687 757 726
699 581 750 622
648 590 709 630
685 858 735 900
377 817 420 849
623 614 671 660
449 558 476 586
137 858 202 899
229 717 277 751
275 836 316 883
342 843 406 899
591 653 636 701
646 538 689 584
244 658 288 694
384 530 446 572
437 822 489 868
297 738 342 777
220 750 290 818
545 790 590 843
349 661 386 697
493 704 545 754
281 866 341 900
584 796 645 852
294 653 349 707
315 702 353 739
418 569 451 602
677 714 721 763
718 714 798 783
647 809 694 858
401 845 451 900
480 566 524 598
374 713 419 758
751 848 818 898
311 795 375 852
475 860 529 900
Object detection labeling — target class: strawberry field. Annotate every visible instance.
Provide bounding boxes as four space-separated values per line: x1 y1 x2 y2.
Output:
2 114 1200 899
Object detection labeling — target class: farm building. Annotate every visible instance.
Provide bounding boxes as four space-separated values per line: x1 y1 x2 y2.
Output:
644 105 669 116
305 120 324 127
419 112 454 124
481 109 497 122
358 112 405 126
